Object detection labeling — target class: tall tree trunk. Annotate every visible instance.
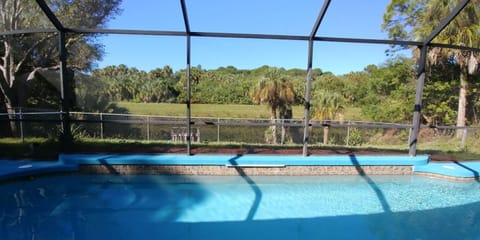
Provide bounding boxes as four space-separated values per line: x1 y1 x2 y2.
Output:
4 100 18 137
456 67 468 138
271 107 277 144
279 107 285 145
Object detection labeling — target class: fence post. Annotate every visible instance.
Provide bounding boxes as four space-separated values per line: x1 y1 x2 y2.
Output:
100 113 104 140
217 117 220 143
147 116 150 142
19 108 24 142
346 121 350 146
461 128 467 150
408 127 412 147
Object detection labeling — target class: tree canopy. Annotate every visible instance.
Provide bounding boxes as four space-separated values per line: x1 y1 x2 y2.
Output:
2 0 480 142
0 0 122 136
383 0 480 135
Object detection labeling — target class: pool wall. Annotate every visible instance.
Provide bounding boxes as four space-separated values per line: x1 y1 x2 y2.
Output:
3 154 480 181
62 154 426 176
78 164 414 175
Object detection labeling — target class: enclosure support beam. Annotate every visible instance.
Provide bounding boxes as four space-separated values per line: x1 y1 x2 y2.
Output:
424 0 470 44
408 0 469 156
303 0 331 156
185 36 192 155
181 0 192 155
309 0 331 37
35 0 64 31
35 0 72 149
59 31 72 150
409 46 427 156
302 40 314 156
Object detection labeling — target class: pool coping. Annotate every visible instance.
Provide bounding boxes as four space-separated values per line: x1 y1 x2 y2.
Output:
0 160 78 181
413 161 480 181
1 154 479 181
59 153 429 166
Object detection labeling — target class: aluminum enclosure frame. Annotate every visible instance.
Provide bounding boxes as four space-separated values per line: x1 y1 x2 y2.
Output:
4 0 473 155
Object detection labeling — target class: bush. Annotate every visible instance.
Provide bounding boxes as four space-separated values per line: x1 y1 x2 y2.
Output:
346 127 363 146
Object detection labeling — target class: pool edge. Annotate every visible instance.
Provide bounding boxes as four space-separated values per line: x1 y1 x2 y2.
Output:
2 154 480 181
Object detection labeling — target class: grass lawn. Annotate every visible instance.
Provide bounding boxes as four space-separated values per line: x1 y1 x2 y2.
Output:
114 102 365 120
115 102 303 118
4 102 476 160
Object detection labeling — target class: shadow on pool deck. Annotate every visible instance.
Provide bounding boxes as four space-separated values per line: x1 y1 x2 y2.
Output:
228 154 262 221
99 157 120 175
349 154 392 213
454 161 480 181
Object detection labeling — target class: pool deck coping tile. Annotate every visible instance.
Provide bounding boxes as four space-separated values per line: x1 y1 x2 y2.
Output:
414 161 480 179
1 154 479 181
0 160 78 181
59 154 429 166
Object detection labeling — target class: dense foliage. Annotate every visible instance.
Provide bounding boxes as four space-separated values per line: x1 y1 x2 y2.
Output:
2 0 480 141
383 0 480 135
0 0 122 136
89 65 319 106
83 53 480 126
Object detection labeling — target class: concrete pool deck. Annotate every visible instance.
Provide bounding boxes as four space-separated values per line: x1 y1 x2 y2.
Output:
0 159 77 181
414 161 480 180
0 154 479 181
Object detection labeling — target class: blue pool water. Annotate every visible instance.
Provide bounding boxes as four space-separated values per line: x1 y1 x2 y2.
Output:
1 174 480 240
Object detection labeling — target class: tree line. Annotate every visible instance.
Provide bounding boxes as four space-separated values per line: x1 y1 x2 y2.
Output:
2 0 480 139
86 56 480 127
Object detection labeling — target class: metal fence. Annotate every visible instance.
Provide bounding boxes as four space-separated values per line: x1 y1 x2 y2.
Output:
1 111 479 152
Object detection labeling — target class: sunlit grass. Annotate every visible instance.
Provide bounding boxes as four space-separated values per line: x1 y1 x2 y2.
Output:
114 102 367 120
115 102 304 119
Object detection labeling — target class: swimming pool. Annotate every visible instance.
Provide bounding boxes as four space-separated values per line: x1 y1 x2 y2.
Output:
1 174 479 240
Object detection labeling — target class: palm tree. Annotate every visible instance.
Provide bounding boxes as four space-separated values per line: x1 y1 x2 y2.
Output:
311 90 345 144
251 68 296 144
384 0 480 138
422 0 480 137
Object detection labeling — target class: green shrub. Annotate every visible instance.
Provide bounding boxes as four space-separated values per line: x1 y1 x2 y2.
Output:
346 127 363 146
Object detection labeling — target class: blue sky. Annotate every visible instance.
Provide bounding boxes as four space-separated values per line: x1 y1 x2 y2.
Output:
96 0 408 75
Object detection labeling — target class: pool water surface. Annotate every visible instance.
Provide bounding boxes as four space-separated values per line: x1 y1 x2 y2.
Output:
1 174 479 240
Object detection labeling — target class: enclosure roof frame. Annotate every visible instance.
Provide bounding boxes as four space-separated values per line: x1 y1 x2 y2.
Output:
35 0 65 31
17 0 473 51
423 0 470 45
8 0 478 156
